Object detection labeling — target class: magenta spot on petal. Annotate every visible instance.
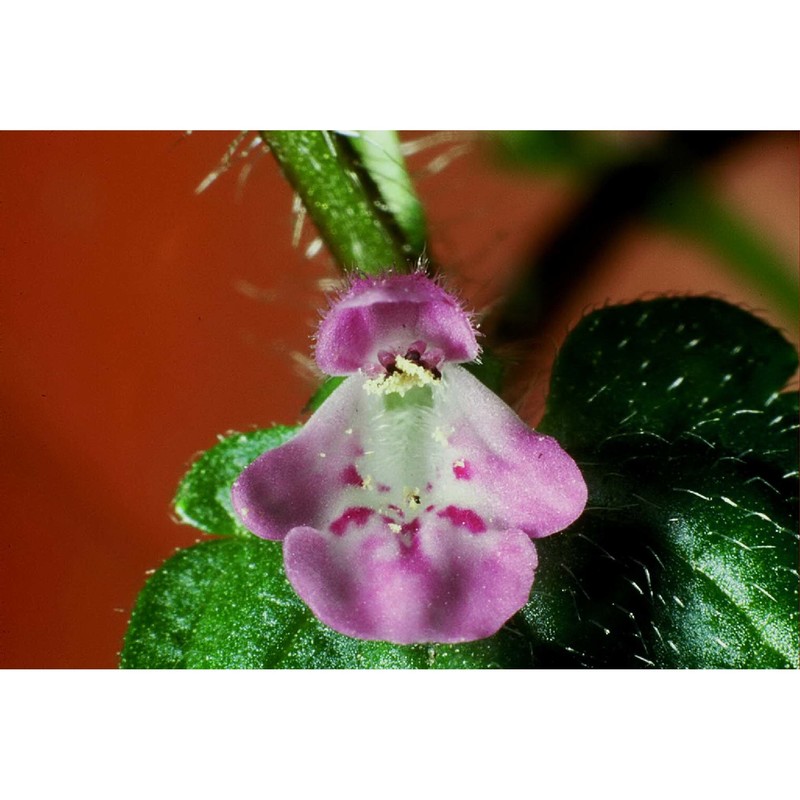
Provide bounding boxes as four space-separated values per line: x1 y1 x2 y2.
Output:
424 504 434 512
398 517 421 552
377 483 391 493
437 505 487 533
387 504 405 518
330 506 373 536
402 517 421 535
341 464 363 487
452 459 472 480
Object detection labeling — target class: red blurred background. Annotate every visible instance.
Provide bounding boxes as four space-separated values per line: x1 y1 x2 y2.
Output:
1 131 796 668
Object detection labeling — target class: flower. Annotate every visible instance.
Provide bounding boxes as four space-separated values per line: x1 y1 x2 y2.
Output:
232 272 587 644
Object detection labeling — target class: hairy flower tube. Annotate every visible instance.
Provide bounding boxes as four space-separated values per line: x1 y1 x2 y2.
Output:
232 272 587 644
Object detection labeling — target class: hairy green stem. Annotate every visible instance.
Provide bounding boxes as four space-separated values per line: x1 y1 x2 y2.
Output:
263 130 422 275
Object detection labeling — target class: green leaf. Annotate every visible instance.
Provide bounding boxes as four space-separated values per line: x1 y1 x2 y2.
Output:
542 297 797 448
120 537 534 669
532 297 799 668
174 426 300 536
262 130 415 274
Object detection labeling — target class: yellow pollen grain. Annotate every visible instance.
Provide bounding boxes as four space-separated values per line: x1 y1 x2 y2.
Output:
364 355 437 396
361 475 374 491
388 522 402 534
432 427 450 446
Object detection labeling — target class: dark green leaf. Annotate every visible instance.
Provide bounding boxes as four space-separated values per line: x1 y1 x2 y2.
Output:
533 298 799 668
121 537 533 669
542 297 797 448
174 426 300 536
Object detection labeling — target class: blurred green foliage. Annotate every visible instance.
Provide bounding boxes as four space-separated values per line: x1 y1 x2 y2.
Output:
492 130 798 333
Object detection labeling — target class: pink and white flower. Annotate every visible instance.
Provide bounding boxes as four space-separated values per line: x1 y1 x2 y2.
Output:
232 272 587 644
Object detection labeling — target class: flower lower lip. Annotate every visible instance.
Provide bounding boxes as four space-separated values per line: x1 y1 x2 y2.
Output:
283 516 539 644
232 362 586 643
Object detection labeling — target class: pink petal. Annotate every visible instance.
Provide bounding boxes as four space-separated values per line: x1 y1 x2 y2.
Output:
431 366 588 537
315 273 479 375
233 365 586 543
231 376 368 540
284 510 538 644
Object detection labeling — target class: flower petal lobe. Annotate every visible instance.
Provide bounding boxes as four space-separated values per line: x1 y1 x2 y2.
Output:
284 513 538 644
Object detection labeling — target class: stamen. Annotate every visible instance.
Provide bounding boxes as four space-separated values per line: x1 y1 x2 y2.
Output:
404 486 422 508
364 355 439 396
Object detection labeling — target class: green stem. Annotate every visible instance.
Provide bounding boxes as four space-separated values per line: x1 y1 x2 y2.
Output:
263 130 419 275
